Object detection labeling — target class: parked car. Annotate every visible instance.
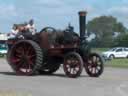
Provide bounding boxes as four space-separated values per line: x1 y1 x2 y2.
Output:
0 43 7 57
102 47 128 60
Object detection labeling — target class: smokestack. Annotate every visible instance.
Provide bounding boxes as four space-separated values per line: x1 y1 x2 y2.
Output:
78 11 87 40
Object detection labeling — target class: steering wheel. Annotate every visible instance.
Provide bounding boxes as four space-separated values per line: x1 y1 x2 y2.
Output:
40 27 56 33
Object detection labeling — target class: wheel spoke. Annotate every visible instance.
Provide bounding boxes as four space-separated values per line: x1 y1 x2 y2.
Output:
97 66 101 70
11 58 20 63
97 61 101 65
28 55 36 59
15 54 22 58
28 60 34 65
27 64 32 73
66 59 71 65
21 47 25 55
73 68 77 74
27 46 33 55
94 68 97 74
92 56 96 63
90 67 93 73
66 64 70 68
74 60 79 65
15 48 23 55
71 68 74 74
26 46 31 55
23 43 27 53
68 68 71 73
16 62 24 69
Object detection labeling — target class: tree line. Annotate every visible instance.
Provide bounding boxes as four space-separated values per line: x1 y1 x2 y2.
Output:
87 15 128 48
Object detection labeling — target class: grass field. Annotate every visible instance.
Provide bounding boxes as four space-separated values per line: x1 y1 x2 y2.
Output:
92 48 109 54
105 59 128 68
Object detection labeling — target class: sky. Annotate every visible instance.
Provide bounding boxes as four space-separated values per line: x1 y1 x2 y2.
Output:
0 0 128 33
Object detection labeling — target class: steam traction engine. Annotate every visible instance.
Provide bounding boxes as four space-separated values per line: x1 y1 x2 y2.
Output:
7 11 104 78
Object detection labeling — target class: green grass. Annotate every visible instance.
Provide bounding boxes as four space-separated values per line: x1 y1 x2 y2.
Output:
91 48 109 54
105 59 128 68
91 48 128 68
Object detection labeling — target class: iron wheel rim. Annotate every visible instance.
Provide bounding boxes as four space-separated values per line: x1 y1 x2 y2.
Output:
64 52 83 78
10 41 36 75
85 53 104 77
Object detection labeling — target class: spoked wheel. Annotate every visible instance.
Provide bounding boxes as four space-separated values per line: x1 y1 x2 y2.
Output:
63 52 83 78
7 40 43 75
85 53 104 77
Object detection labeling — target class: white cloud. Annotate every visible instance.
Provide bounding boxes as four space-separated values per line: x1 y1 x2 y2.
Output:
108 6 128 15
107 6 128 28
107 6 128 21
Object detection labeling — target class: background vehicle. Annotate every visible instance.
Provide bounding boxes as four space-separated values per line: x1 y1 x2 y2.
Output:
0 43 7 57
6 11 104 78
102 47 128 59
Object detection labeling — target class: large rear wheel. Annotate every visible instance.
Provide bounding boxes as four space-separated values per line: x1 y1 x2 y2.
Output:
7 40 43 75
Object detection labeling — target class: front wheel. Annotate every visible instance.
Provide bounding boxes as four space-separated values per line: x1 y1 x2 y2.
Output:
63 52 83 78
109 54 115 60
84 53 104 77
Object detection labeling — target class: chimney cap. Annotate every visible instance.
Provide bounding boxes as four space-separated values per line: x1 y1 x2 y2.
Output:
79 11 87 16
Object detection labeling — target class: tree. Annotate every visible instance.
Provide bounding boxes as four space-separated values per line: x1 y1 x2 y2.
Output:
113 22 126 33
114 33 128 47
87 16 126 47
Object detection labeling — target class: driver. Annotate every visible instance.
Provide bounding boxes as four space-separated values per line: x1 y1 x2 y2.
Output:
26 19 36 35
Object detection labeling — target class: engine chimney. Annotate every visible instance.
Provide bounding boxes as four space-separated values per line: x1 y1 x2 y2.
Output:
78 11 87 40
